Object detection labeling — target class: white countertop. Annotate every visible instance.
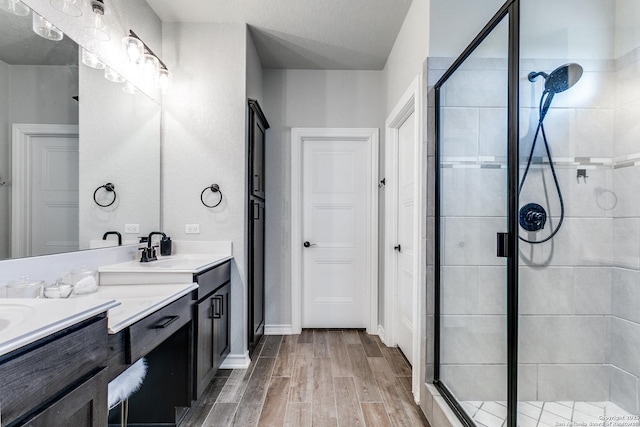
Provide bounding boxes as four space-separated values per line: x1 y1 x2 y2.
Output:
78 283 198 333
0 298 120 356
98 254 232 285
98 254 232 274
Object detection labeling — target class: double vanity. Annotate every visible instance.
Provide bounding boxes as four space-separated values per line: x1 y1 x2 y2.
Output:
0 245 233 426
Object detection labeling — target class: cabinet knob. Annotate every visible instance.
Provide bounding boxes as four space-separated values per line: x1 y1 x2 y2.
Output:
303 241 317 248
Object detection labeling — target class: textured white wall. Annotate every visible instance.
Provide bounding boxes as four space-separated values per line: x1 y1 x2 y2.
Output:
246 29 264 103
162 23 248 357
262 69 384 328
383 0 430 113
78 65 161 247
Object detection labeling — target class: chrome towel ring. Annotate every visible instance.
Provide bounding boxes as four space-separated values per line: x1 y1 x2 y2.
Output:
201 183 223 208
94 183 116 207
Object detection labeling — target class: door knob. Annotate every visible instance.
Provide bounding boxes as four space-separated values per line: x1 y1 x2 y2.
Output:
303 241 317 248
394 244 401 252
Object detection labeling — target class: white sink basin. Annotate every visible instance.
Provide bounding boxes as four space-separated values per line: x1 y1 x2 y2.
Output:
0 304 37 333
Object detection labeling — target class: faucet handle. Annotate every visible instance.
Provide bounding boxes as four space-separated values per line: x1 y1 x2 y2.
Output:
138 247 150 263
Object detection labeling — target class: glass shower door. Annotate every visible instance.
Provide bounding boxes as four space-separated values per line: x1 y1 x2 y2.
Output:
436 15 510 426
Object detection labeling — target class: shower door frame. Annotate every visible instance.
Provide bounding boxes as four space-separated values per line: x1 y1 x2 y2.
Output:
432 0 520 426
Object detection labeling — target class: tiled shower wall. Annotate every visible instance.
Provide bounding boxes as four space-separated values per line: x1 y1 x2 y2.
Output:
433 55 618 403
610 46 640 414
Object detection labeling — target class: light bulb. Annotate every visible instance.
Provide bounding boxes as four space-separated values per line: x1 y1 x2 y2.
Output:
32 12 63 41
157 69 172 94
104 67 124 83
50 0 81 17
83 0 109 41
142 53 159 80
0 0 30 16
122 36 144 65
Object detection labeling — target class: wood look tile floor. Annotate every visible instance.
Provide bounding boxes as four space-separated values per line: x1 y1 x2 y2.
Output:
182 330 431 427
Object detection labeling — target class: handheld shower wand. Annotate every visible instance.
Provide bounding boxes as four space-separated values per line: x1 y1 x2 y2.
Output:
519 63 583 244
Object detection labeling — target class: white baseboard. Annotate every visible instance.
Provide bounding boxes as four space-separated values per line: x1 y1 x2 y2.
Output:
219 351 250 369
264 324 293 335
378 324 387 345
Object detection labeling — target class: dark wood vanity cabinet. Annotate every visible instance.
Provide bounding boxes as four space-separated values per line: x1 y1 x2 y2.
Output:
248 99 269 357
0 315 109 427
193 261 231 399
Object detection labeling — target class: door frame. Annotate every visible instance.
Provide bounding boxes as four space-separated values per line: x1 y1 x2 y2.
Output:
291 127 379 334
384 75 424 402
11 123 79 257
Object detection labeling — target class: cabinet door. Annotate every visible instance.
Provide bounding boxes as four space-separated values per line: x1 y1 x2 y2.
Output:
195 298 215 399
213 282 231 368
249 200 265 354
23 368 108 427
248 99 269 199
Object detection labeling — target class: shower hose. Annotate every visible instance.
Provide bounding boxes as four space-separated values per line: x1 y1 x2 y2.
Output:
518 90 565 244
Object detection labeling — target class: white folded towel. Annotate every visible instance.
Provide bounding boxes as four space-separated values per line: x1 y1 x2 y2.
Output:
73 275 98 295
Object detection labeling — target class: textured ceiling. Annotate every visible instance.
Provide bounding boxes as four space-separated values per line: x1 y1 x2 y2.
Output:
146 0 413 70
0 11 77 66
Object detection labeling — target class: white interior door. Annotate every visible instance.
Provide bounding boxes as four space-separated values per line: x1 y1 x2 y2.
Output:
301 138 370 328
395 112 416 364
30 135 79 256
12 124 79 258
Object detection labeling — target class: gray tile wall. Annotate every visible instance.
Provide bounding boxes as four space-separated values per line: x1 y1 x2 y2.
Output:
430 56 632 405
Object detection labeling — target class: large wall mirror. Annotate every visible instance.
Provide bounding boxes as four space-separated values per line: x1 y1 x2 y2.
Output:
0 3 160 260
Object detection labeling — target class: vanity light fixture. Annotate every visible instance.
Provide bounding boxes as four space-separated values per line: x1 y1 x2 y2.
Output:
32 12 63 41
0 0 29 16
157 69 172 94
50 0 82 17
122 36 144 65
125 30 172 94
84 0 109 41
104 66 124 83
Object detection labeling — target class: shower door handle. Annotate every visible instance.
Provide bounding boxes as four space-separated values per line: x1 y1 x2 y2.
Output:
496 232 509 258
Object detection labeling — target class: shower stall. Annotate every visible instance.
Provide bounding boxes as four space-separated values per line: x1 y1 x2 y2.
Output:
431 0 640 426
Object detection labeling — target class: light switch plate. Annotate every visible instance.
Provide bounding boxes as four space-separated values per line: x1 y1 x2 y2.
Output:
124 224 140 234
185 224 200 234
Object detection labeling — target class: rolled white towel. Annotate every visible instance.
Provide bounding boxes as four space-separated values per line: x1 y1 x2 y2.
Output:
108 358 147 409
73 275 98 295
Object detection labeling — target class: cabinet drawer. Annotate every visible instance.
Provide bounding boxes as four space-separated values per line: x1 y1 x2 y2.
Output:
129 294 192 362
194 261 230 299
0 317 107 426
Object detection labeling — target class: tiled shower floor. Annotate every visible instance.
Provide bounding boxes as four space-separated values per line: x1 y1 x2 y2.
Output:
462 400 639 427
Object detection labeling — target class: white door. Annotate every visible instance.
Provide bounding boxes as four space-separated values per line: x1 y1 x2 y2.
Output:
301 138 370 328
395 112 415 364
30 135 79 256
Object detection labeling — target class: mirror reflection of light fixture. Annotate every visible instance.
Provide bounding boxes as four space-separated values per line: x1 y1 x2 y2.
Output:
105 66 124 83
0 0 29 16
81 43 105 69
123 81 138 95
84 0 109 41
32 12 63 41
50 0 81 17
